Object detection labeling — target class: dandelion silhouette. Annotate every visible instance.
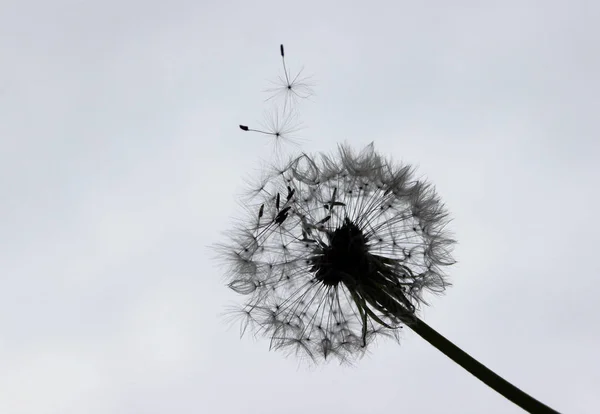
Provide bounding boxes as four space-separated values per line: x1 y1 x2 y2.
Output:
218 143 453 360
217 44 560 414
264 44 315 113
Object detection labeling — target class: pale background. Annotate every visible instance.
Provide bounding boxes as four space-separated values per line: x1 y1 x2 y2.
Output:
1 1 599 413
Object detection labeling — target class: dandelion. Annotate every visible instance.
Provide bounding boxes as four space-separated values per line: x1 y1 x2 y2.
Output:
215 142 559 414
239 106 306 154
217 141 451 361
264 44 315 113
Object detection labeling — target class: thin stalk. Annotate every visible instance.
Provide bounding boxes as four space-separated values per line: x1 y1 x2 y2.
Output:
402 314 560 414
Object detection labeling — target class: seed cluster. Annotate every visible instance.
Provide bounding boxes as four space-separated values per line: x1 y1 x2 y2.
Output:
217 143 455 363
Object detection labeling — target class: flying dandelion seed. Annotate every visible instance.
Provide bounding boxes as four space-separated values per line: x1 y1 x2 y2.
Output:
239 106 306 154
264 44 315 113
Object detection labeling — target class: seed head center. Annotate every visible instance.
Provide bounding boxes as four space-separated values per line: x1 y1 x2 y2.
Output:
311 218 371 287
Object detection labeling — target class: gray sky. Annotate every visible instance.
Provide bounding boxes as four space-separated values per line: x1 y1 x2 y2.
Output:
1 1 599 413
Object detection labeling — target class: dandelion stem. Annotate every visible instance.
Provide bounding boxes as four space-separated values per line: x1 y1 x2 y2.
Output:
403 315 560 413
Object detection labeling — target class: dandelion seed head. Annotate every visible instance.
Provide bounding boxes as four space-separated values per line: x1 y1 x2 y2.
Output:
216 143 456 364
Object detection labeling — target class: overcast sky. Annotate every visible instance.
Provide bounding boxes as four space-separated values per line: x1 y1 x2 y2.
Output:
1 1 599 413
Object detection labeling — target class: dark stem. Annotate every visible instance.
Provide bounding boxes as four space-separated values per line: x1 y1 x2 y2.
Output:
402 314 560 413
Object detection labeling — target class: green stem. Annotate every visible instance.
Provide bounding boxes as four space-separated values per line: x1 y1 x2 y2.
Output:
403 314 560 413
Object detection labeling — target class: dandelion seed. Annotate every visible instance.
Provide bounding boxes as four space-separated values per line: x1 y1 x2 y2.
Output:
317 215 331 225
239 106 306 154
274 206 291 226
264 44 315 113
286 185 295 201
